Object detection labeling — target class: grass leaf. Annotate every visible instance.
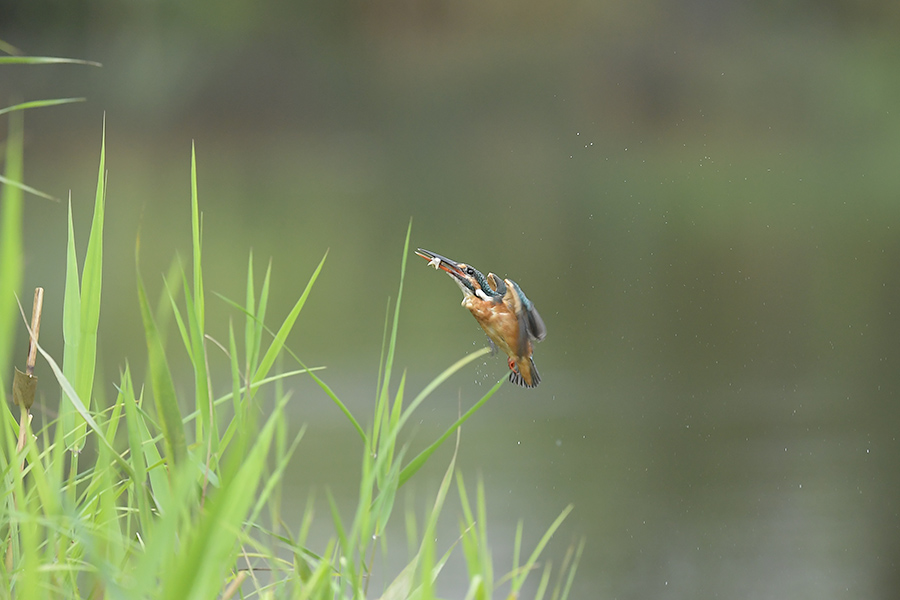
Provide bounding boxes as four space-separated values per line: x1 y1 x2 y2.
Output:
120 362 153 531
0 109 24 390
398 376 504 487
0 173 58 201
511 504 575 594
0 56 102 66
60 198 82 450
136 239 187 465
66 119 107 452
377 220 412 417
23 310 135 480
0 97 85 117
252 250 327 385
160 397 287 600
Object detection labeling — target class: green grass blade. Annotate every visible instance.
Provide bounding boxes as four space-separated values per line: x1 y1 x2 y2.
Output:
348 437 377 580
217 287 367 442
384 532 461 600
512 504 575 594
155 257 183 348
372 347 490 484
512 519 524 586
120 362 152 531
0 56 102 66
416 426 461 598
160 397 286 600
134 395 172 513
456 474 479 579
475 479 493 591
374 297 390 408
0 38 22 54
130 460 198 593
380 437 461 600
379 558 416 600
251 258 271 376
251 250 327 385
19 422 58 523
179 269 214 450
377 220 412 415
375 369 405 490
555 538 585 600
0 109 24 390
295 539 337 600
243 252 257 377
68 120 106 452
186 144 214 449
165 274 193 362
24 316 135 480
0 173 58 201
228 320 242 431
372 448 404 536
533 563 553 600
190 143 204 333
101 372 125 444
371 298 392 453
18 489 40 599
297 492 317 551
247 424 305 526
60 199 82 452
179 367 323 432
305 365 367 442
326 487 355 590
398 376 504 487
396 347 490 433
136 240 187 465
463 576 485 600
0 97 85 117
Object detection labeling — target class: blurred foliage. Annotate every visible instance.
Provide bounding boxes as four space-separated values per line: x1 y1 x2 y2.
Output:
3 2 900 596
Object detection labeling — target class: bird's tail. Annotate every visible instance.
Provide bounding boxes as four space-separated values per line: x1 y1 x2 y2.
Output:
509 357 540 388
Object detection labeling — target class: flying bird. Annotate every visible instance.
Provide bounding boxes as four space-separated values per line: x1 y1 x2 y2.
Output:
416 248 547 387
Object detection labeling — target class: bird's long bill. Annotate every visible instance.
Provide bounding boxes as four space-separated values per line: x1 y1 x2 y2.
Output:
415 248 465 279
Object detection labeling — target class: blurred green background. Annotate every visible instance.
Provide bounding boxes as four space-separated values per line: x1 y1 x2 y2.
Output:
4 1 900 597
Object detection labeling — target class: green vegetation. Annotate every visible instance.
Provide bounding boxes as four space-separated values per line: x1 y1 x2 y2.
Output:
0 52 581 599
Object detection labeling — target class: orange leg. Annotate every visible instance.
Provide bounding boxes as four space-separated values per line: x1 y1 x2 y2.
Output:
507 357 517 372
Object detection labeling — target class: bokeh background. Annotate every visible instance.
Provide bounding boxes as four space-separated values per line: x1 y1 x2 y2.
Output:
3 1 900 597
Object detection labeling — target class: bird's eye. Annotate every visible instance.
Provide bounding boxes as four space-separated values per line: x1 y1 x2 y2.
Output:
466 267 475 275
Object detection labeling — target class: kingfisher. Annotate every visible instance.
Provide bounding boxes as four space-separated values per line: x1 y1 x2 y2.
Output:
415 248 547 388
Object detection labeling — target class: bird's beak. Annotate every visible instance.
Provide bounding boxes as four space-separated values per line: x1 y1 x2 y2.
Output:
415 248 473 293
416 248 465 278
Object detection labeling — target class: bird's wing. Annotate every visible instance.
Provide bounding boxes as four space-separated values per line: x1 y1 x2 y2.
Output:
525 304 547 342
505 279 547 356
